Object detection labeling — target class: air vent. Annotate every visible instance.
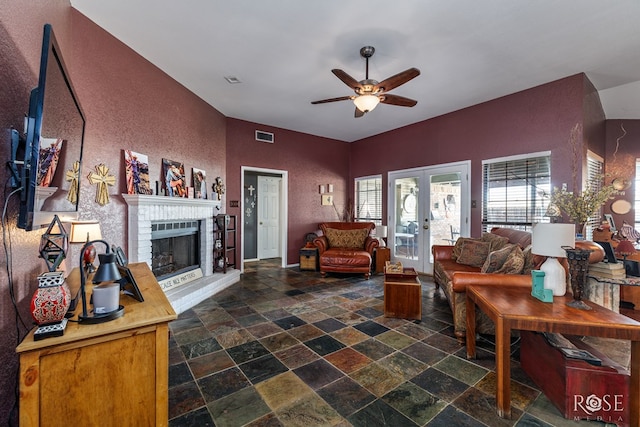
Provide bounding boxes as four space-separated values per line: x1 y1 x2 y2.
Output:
255 130 274 143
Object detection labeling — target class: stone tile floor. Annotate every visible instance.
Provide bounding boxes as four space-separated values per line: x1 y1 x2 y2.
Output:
168 259 618 426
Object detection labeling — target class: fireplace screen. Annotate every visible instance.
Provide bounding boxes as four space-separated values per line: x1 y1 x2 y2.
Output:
151 220 200 278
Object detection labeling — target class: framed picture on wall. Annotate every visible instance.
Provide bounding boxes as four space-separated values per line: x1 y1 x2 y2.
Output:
124 150 152 195
162 158 186 197
321 194 333 206
192 167 207 199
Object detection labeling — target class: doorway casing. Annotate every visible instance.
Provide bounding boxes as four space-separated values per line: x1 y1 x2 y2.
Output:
241 166 288 271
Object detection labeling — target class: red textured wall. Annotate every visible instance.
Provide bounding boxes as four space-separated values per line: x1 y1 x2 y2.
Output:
350 74 593 236
226 118 350 263
605 120 640 227
0 2 225 423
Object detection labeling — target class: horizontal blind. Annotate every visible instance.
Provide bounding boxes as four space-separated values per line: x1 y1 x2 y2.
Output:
482 155 550 231
636 159 640 229
586 154 604 240
355 177 382 224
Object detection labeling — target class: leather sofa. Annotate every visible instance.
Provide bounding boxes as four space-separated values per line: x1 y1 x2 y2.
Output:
432 227 604 343
314 222 378 279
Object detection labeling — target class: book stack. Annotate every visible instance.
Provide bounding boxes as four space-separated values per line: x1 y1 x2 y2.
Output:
588 262 626 279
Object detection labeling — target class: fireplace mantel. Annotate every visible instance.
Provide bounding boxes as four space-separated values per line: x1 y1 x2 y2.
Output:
122 194 238 313
122 194 220 209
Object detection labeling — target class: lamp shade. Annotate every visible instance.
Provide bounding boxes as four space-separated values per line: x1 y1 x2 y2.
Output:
92 253 122 283
353 94 380 113
615 239 636 258
69 221 102 243
532 223 575 257
377 225 388 239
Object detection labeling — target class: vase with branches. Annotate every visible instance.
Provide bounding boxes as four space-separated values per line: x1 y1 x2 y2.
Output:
549 124 617 234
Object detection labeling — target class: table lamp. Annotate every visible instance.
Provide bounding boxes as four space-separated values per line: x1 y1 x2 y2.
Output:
70 221 102 273
78 239 124 324
531 223 575 296
377 225 388 247
615 239 636 261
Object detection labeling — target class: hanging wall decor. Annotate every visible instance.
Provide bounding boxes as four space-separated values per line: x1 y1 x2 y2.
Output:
213 177 226 200
88 163 116 206
65 160 80 205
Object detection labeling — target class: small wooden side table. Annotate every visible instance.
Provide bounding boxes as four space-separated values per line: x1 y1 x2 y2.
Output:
299 247 318 271
384 268 421 320
375 247 391 274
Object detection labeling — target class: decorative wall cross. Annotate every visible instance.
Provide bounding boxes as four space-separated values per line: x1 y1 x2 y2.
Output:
247 185 255 196
65 160 80 205
88 163 115 206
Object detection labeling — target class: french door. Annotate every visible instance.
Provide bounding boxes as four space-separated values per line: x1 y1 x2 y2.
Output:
388 161 470 274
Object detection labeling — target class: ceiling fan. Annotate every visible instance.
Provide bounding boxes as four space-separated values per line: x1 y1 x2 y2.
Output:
311 46 420 118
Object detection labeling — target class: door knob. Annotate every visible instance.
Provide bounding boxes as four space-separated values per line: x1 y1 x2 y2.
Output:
423 224 429 230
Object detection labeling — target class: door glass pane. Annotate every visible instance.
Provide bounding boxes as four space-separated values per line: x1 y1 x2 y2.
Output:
430 173 462 248
394 177 419 260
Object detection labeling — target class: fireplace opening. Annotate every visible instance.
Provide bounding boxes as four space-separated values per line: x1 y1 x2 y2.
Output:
151 220 200 280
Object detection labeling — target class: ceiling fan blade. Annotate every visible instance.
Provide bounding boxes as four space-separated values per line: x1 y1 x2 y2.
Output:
311 96 353 105
332 69 363 90
375 68 420 93
354 107 365 118
380 94 418 107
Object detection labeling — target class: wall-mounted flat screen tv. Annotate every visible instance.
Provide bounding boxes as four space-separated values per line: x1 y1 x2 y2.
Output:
13 24 85 230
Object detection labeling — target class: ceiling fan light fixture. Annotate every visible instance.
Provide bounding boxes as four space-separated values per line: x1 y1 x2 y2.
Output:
353 94 379 113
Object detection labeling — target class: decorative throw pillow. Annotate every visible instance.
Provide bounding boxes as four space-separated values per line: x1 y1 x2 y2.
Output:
456 240 491 267
452 237 477 261
495 245 525 274
481 244 520 273
481 232 510 252
324 228 369 248
521 245 536 275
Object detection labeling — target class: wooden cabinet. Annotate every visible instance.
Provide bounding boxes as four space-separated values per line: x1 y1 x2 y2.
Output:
374 247 391 274
384 269 422 320
213 214 236 273
17 263 177 427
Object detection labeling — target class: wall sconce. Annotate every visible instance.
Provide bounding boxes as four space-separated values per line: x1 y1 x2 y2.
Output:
78 240 124 324
319 185 326 194
70 221 102 273
532 223 575 296
327 184 334 193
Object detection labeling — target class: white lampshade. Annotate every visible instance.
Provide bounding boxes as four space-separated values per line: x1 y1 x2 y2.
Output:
69 221 102 243
377 225 388 239
531 223 575 257
353 94 380 113
532 223 575 297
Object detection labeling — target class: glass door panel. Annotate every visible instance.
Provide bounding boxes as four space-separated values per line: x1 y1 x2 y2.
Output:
389 162 469 274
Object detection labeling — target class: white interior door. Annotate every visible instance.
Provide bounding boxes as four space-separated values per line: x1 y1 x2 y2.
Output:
388 162 469 274
258 176 281 259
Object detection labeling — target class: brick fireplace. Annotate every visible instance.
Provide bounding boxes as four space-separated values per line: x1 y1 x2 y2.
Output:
123 194 240 313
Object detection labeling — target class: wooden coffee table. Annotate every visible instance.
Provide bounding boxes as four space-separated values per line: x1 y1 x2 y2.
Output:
465 285 640 422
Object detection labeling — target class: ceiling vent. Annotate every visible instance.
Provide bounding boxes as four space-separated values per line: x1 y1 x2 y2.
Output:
255 130 274 143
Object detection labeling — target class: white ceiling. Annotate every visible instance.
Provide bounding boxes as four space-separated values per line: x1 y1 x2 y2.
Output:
71 0 640 142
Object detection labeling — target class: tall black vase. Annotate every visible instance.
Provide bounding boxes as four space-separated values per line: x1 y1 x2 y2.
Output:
564 247 592 310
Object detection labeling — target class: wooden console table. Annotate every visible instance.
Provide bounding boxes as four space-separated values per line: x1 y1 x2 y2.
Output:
465 285 640 423
17 262 177 426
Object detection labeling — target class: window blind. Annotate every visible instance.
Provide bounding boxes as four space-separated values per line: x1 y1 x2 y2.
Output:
355 176 382 225
585 154 604 240
482 155 550 232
